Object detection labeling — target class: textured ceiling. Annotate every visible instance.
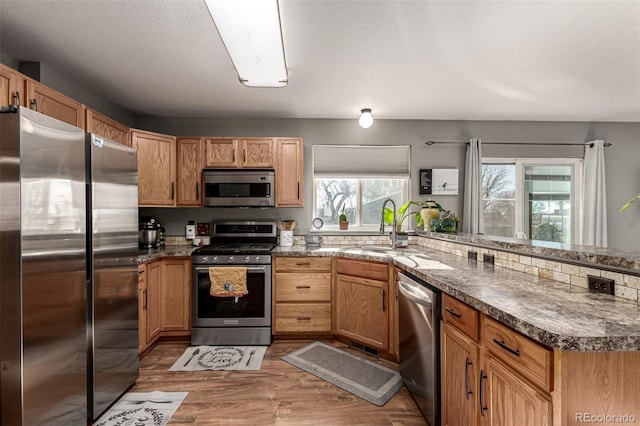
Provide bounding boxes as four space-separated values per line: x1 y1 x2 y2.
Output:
0 0 638 122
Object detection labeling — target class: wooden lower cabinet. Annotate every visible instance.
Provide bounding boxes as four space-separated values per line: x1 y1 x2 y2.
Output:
159 258 191 333
139 258 191 354
442 322 479 426
481 354 552 426
145 260 162 346
273 257 332 335
334 259 389 350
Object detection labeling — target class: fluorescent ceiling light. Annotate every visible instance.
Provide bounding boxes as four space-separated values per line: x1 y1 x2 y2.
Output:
205 0 288 88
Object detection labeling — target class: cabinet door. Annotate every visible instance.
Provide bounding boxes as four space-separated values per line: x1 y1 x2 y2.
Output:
138 264 149 354
146 261 162 343
389 272 399 361
275 138 303 207
442 322 479 426
176 138 202 206
203 138 238 168
86 108 130 146
132 129 176 206
481 354 552 426
241 138 273 168
26 80 84 128
0 63 24 107
335 273 388 349
159 259 191 332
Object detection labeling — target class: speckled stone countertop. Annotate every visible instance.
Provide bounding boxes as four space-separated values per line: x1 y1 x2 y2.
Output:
137 245 196 263
273 245 640 352
417 231 640 273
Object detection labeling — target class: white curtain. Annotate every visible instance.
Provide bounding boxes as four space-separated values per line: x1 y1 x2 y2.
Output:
463 138 484 234
582 140 607 247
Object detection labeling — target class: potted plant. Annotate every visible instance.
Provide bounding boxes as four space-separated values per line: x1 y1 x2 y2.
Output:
339 203 349 230
383 200 428 233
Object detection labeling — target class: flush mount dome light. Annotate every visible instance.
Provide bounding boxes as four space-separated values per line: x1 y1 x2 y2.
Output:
205 0 288 87
358 108 373 128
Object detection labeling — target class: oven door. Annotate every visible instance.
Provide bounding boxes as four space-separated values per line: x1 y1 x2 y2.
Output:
192 265 271 327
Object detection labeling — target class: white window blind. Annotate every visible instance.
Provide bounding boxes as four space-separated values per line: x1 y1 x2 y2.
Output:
313 145 411 177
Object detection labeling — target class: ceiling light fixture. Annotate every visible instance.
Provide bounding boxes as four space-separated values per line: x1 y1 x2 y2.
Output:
358 108 374 128
204 0 288 87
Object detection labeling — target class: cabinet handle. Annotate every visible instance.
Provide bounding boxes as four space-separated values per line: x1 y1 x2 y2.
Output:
296 316 311 321
243 149 246 163
382 289 386 312
493 338 521 358
170 182 175 200
143 289 148 310
479 369 488 416
295 262 311 266
296 285 310 289
12 92 20 106
297 182 300 199
232 149 235 162
464 357 473 400
196 182 199 200
30 99 37 111
445 307 462 318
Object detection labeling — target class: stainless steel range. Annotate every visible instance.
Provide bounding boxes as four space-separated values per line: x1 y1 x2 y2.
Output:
191 222 276 346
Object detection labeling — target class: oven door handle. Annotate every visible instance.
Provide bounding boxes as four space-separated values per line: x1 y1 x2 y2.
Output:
194 266 268 273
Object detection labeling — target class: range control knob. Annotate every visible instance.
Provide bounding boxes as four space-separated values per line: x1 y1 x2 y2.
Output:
255 256 260 263
201 256 209 264
244 256 250 263
212 256 218 263
228 256 234 263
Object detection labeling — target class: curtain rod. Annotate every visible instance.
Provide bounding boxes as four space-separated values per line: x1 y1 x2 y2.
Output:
424 140 612 147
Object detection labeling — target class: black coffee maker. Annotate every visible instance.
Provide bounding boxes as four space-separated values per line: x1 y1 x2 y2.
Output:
139 216 162 249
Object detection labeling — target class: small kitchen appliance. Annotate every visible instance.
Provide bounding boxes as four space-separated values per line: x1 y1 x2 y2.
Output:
139 216 161 249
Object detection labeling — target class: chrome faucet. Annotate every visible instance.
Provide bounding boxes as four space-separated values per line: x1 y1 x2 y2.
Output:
380 198 397 248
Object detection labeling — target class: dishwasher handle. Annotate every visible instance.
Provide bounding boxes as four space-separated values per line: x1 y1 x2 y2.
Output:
398 277 434 308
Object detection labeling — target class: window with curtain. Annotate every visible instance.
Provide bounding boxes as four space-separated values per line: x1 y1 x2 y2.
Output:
313 145 411 230
482 158 583 244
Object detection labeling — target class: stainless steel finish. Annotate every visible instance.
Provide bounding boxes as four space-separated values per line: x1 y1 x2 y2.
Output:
191 326 272 346
138 229 159 245
203 170 274 207
397 271 441 426
380 198 397 248
192 254 272 265
87 134 138 421
1 108 87 425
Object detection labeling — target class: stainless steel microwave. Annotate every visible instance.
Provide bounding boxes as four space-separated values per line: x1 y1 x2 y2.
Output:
203 170 275 207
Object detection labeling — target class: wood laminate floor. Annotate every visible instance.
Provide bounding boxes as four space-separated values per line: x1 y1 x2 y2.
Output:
128 340 426 425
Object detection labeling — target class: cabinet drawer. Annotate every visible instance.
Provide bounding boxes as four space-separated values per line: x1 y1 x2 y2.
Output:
275 257 332 272
336 258 388 281
442 294 479 341
275 272 331 302
482 315 553 392
274 303 331 333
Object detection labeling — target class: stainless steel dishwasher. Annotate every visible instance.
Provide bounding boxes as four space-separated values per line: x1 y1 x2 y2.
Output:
398 271 441 426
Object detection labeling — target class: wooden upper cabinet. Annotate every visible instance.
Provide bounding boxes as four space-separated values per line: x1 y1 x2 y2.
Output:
176 138 202 206
85 108 130 146
241 138 273 168
26 80 84 128
0 63 24 107
202 137 274 169
203 138 238 168
275 138 303 207
132 129 176 206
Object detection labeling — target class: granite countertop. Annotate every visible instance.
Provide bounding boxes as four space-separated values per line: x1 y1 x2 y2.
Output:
137 245 197 263
273 245 640 352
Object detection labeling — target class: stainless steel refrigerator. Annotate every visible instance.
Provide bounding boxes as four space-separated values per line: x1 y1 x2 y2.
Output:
0 106 139 425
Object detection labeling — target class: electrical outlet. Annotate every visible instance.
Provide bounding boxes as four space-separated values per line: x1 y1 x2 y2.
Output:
468 251 477 260
588 275 615 295
482 254 495 265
